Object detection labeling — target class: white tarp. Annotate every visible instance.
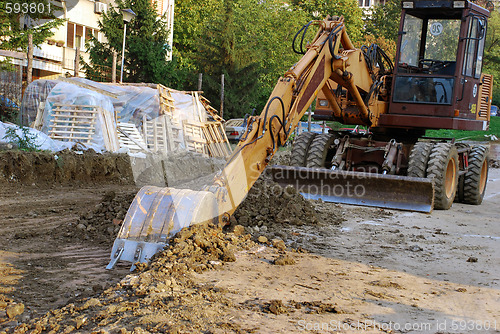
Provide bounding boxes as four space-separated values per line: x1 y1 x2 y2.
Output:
0 121 104 152
24 78 209 152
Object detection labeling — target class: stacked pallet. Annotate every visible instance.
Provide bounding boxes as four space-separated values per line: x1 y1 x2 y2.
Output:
36 82 231 157
117 122 149 153
203 121 232 157
47 104 119 151
142 114 183 153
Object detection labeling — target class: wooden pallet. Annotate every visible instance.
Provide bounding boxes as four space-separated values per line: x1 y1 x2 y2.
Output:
142 114 184 153
117 122 149 153
183 120 208 156
199 95 223 122
32 102 45 130
157 84 176 116
48 104 98 143
48 104 119 152
203 121 232 158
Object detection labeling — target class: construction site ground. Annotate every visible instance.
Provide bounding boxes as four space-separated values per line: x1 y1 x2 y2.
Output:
0 151 499 333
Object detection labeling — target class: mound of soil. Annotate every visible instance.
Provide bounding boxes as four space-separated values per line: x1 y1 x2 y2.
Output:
232 175 321 242
4 223 258 333
61 173 323 249
55 191 138 245
0 150 134 185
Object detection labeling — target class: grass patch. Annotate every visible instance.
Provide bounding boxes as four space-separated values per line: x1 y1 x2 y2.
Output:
325 118 500 142
425 117 500 141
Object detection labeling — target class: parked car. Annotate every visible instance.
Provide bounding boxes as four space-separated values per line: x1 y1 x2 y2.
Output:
491 105 498 117
297 121 331 134
225 118 246 143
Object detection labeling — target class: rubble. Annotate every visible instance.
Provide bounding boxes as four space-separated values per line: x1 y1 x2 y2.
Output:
232 175 321 243
3 223 257 333
58 191 137 245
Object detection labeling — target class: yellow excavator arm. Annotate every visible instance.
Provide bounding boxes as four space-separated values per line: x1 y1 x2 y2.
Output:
211 16 382 219
107 16 385 269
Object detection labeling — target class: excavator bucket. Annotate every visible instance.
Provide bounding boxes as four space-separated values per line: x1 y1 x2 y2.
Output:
267 165 434 213
107 186 218 270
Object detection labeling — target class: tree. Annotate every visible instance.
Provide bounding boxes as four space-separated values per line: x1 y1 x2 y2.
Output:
364 0 400 43
174 0 308 118
83 0 174 84
0 0 64 70
360 0 400 61
290 0 364 42
484 10 500 105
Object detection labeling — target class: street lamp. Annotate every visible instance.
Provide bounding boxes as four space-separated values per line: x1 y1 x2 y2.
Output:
120 8 136 83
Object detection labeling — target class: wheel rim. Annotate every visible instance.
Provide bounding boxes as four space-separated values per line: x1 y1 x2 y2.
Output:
445 157 457 198
479 159 488 193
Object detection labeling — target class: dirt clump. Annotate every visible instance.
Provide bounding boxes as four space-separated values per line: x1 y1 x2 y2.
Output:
263 299 341 315
4 223 257 333
54 190 138 245
266 300 289 315
232 176 321 243
272 254 296 266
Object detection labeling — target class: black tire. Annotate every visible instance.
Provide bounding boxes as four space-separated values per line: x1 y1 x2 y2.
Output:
463 145 489 205
306 133 337 168
408 142 434 177
290 132 317 166
426 143 459 210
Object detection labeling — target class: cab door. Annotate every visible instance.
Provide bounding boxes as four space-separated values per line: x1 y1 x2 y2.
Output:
456 14 487 119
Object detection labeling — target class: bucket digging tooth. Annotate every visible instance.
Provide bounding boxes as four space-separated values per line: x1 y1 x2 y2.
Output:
107 186 219 269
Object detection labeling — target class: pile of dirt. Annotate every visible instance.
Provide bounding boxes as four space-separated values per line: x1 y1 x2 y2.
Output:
231 175 322 242
269 150 291 166
55 190 138 245
59 173 336 249
0 150 134 185
131 151 226 189
4 223 260 333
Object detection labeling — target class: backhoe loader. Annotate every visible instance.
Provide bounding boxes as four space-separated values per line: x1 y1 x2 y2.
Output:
108 0 492 268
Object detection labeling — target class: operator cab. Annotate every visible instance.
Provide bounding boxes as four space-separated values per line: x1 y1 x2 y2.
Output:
381 0 491 131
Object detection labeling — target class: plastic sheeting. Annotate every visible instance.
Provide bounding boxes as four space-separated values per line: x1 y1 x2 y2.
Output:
41 81 115 150
20 79 58 125
0 121 103 152
22 78 210 152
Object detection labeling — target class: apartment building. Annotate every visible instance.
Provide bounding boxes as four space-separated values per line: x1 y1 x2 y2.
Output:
358 0 386 16
2 0 174 82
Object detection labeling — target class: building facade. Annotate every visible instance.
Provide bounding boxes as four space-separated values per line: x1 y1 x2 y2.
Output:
1 0 174 82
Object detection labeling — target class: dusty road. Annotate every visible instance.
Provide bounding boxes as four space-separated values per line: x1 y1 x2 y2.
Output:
199 168 500 333
0 184 137 318
0 168 498 333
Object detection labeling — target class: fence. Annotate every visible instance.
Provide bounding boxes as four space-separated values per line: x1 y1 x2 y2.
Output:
0 67 23 123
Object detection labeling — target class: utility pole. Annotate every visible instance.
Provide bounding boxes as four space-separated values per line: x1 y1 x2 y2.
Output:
220 74 225 120
112 51 117 83
198 73 203 91
18 64 23 124
27 34 33 85
74 46 80 77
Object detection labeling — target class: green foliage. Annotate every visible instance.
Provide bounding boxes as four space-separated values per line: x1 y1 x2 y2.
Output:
2 127 40 151
0 99 18 123
184 0 309 118
291 0 364 42
363 0 400 43
0 0 64 53
83 0 185 85
484 11 500 106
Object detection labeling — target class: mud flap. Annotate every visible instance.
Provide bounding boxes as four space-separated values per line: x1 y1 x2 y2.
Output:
107 186 218 270
267 165 434 213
